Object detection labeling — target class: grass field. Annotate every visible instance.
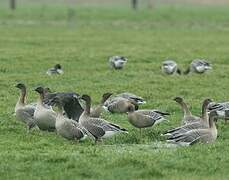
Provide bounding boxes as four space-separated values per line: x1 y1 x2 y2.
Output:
1 3 229 179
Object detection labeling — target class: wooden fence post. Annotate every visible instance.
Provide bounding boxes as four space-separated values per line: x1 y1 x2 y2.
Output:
10 0 16 10
131 0 138 10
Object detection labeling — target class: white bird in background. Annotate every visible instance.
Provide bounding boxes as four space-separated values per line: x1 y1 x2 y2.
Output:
109 56 128 69
184 59 212 74
208 101 229 123
161 60 181 75
46 64 64 75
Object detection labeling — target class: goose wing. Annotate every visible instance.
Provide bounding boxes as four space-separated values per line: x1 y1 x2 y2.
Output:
16 108 36 128
81 119 105 139
69 120 85 139
137 109 170 116
89 118 127 132
167 129 209 144
23 105 35 117
163 121 208 138
64 97 84 120
117 92 145 104
45 92 83 121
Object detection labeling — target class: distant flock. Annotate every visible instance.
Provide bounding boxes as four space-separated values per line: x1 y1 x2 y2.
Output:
14 56 229 146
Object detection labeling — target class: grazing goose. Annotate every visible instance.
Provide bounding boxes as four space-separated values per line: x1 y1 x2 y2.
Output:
79 95 128 143
14 83 36 129
34 87 56 131
104 97 138 113
167 109 218 146
46 64 63 75
174 97 201 125
127 106 170 139
90 93 113 118
45 92 84 121
208 101 229 123
184 59 212 75
161 60 181 75
109 56 128 69
49 96 86 141
163 99 214 138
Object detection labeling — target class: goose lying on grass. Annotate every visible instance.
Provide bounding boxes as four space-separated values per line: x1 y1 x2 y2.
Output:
15 83 36 129
184 59 212 74
104 92 145 113
162 99 217 138
48 96 87 141
127 106 170 139
104 97 138 113
90 93 113 118
161 60 181 75
109 56 127 70
166 109 218 146
34 87 56 131
79 94 128 143
116 92 146 105
46 64 63 75
174 97 201 125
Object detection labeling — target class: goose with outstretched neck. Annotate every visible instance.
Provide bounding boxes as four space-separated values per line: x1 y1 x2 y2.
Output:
15 83 36 129
90 92 113 118
49 96 86 141
79 94 128 143
163 99 213 138
34 87 56 131
174 97 201 125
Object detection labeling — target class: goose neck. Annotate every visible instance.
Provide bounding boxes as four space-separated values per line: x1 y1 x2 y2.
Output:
209 112 216 129
201 104 209 124
84 99 91 116
37 93 45 105
179 101 191 116
19 88 26 105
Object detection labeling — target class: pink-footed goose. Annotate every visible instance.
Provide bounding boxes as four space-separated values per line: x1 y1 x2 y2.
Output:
167 109 218 146
14 83 36 129
34 87 56 131
79 95 128 143
127 105 170 139
48 96 87 141
90 93 113 118
163 99 214 138
174 97 201 125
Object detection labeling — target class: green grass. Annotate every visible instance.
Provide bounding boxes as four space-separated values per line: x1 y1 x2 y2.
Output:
1 3 229 179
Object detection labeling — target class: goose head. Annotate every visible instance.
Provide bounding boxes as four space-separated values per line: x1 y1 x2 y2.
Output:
81 94 91 103
44 87 51 94
54 64 63 74
101 92 113 104
34 86 45 94
15 83 26 90
203 61 212 70
202 98 213 108
173 97 183 104
201 98 212 118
